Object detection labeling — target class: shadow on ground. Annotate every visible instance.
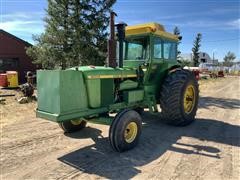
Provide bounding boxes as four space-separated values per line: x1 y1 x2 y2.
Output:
58 114 240 179
199 96 240 109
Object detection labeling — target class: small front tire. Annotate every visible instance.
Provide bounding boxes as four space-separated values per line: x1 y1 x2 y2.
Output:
59 120 87 133
109 109 142 152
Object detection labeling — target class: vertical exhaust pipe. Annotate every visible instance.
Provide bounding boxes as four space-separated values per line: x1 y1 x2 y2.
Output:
115 22 127 68
107 12 117 68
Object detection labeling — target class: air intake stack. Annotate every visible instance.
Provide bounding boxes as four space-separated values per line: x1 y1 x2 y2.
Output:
115 22 127 68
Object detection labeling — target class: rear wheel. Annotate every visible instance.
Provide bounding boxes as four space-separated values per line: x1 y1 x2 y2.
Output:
159 69 199 126
109 109 142 152
59 120 87 133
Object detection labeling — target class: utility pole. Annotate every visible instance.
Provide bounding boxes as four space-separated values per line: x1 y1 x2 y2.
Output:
212 52 215 64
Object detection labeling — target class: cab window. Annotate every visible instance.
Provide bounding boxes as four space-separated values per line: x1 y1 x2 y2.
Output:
127 43 143 60
163 41 176 60
153 38 162 59
124 37 149 60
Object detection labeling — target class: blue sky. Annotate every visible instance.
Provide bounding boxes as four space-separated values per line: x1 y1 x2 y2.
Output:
0 0 239 61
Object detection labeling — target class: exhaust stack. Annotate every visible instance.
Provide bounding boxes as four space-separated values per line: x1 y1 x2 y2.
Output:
107 12 117 68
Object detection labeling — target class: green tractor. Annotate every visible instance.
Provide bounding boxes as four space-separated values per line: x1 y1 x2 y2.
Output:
37 13 199 152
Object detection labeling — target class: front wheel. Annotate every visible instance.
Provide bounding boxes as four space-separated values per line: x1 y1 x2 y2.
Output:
59 120 87 133
159 69 199 126
109 109 142 152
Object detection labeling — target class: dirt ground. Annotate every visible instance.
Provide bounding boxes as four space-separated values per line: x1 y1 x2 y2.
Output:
1 77 240 180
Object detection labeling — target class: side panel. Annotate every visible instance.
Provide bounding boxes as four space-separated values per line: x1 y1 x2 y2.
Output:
37 70 88 115
101 79 114 106
123 90 144 103
37 70 61 114
60 71 88 113
85 78 115 108
85 79 101 108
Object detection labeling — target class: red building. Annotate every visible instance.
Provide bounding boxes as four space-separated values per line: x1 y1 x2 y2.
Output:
0 29 38 83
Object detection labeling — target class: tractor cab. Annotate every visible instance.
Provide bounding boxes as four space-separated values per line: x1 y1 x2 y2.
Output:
124 23 178 63
122 23 179 84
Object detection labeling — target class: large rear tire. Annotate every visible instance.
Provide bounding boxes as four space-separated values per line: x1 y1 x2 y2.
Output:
59 120 87 133
109 109 142 152
159 69 199 126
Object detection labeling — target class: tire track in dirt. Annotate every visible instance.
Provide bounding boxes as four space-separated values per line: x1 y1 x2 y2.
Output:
1 134 61 150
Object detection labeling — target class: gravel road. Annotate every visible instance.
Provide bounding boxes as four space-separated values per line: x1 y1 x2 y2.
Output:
1 77 239 179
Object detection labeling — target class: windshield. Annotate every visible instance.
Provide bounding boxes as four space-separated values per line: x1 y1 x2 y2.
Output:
124 37 149 60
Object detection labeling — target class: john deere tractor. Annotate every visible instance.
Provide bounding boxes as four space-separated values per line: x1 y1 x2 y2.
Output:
37 13 199 152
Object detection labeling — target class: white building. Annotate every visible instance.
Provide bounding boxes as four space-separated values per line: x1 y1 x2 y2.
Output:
199 52 212 63
180 52 218 64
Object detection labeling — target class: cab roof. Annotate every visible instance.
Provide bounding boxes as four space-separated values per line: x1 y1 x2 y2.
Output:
126 22 178 41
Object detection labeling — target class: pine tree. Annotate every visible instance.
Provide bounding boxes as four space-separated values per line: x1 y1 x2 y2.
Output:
173 26 181 59
69 0 116 66
192 33 202 67
223 51 236 67
27 0 116 69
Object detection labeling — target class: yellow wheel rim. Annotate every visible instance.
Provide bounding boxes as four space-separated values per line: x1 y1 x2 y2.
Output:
184 85 195 114
70 120 82 125
124 122 138 143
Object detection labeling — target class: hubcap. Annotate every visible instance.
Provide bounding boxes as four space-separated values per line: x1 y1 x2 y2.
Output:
184 85 195 114
70 120 82 125
124 122 138 143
